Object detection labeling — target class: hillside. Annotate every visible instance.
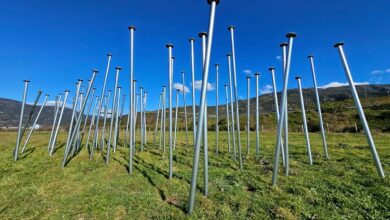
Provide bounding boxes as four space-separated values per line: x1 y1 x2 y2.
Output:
0 98 73 129
1 84 389 132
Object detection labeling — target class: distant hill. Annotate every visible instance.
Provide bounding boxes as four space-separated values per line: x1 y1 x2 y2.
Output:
1 84 389 131
0 98 73 129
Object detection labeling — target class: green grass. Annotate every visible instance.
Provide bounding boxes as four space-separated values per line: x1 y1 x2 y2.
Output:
0 131 389 219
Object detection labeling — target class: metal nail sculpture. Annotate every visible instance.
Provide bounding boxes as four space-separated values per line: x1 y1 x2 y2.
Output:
272 33 296 185
254 73 260 155
295 76 313 164
188 0 219 213
14 80 30 161
334 42 385 177
308 55 329 159
228 25 243 169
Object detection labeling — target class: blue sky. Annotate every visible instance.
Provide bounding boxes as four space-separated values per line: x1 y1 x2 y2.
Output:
0 0 389 111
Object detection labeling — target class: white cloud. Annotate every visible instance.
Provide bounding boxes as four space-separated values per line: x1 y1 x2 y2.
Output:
371 68 390 75
192 80 215 91
276 56 282 61
371 70 384 75
45 100 72 109
243 69 252 76
319 81 369 89
260 84 273 94
173 82 190 94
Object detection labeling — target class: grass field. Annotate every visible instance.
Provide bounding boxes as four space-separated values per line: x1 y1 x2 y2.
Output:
1 131 389 219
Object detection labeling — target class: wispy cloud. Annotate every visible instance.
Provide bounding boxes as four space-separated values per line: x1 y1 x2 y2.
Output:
276 56 282 61
173 82 190 94
319 81 369 89
370 68 390 75
45 100 73 109
192 80 215 91
243 69 252 76
260 84 273 94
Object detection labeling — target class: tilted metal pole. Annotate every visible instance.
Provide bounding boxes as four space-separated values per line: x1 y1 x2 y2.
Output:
48 93 62 151
272 33 296 185
246 76 251 156
19 90 42 144
134 94 140 151
113 86 121 151
143 92 148 145
224 84 231 153
93 54 112 151
188 0 218 213
140 87 144 151
107 67 121 163
280 42 289 176
21 94 49 153
117 93 126 146
228 25 243 170
14 80 30 161
199 31 209 197
100 92 111 150
166 44 174 179
308 55 329 159
128 25 135 175
215 64 219 155
181 71 189 147
269 67 285 165
80 87 96 141
50 90 70 155
63 70 97 166
174 89 180 150
86 96 99 153
295 76 313 165
189 38 197 145
227 54 236 160
64 80 82 160
161 86 167 155
334 42 385 177
154 94 162 146
254 73 260 156
132 80 137 153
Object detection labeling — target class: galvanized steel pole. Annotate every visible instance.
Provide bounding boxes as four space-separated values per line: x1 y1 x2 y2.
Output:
254 73 260 156
334 42 385 177
128 26 136 174
174 89 180 150
154 94 162 146
189 38 197 145
227 54 236 160
224 84 231 153
14 80 30 161
272 33 296 185
93 54 112 151
21 94 49 153
166 44 174 179
188 0 218 213
215 64 219 155
50 90 70 156
295 76 313 165
308 55 329 159
246 76 251 156
181 71 189 147
228 25 243 169
269 67 285 165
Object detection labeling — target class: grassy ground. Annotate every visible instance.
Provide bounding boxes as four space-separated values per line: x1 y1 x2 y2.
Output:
0 131 389 219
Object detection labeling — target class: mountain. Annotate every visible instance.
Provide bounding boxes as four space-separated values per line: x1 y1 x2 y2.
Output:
1 84 389 130
0 98 74 129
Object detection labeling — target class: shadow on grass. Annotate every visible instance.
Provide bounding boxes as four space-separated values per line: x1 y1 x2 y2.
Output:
51 143 65 154
133 160 187 213
19 147 36 159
